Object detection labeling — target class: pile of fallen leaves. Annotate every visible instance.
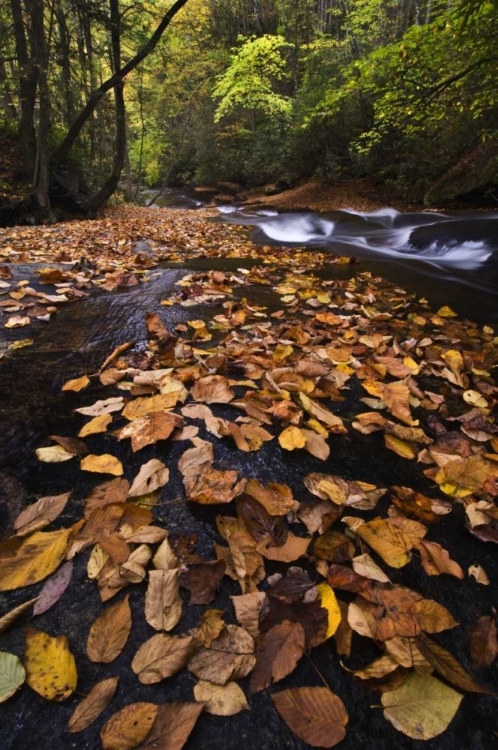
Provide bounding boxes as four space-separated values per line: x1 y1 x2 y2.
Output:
0 209 497 749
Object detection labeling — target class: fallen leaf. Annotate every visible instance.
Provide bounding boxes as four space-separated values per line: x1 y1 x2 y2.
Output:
188 624 255 685
381 672 462 739
352 553 390 582
81 454 124 476
129 459 169 496
316 582 342 638
33 561 73 615
75 396 124 417
184 463 244 505
145 569 182 631
68 676 119 733
14 492 70 536
0 528 72 590
118 412 183 452
25 626 77 701
353 654 399 680
469 616 497 668
468 564 490 585
250 620 305 693
0 598 38 635
272 686 348 748
84 478 129 518
36 445 74 463
239 495 288 547
194 680 248 715
87 595 132 663
191 374 234 403
78 413 113 437
278 425 306 451
179 560 226 605
122 393 180 421
415 633 488 693
244 479 298 516
231 592 266 638
101 702 158 750
132 634 195 684
62 375 90 392
417 540 463 579
356 518 423 568
4 315 30 328
313 530 355 563
0 652 25 703
257 533 310 562
140 702 204 750
196 609 225 647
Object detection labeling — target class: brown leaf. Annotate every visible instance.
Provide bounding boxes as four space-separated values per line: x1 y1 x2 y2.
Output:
417 540 463 579
81 453 124 476
231 592 266 638
140 702 204 750
49 435 88 456
178 441 214 475
326 564 373 593
101 702 158 750
391 486 442 525
257 533 310 562
145 569 182 631
132 634 195 684
62 375 90 392
415 633 489 693
190 374 234 403
313 530 355 563
250 620 305 693
68 677 119 733
195 609 225 647
188 624 255 685
194 680 248 716
239 495 288 547
244 479 298 516
118 412 183 452
84 478 129 518
14 492 70 536
0 597 39 635
122 393 181 421
260 597 328 649
469 616 497 668
305 473 385 510
179 560 226 605
384 636 432 672
33 561 73 615
184 463 244 505
272 687 348 748
87 595 132 663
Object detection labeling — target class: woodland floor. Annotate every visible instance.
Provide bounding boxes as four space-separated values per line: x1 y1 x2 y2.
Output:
0 206 496 750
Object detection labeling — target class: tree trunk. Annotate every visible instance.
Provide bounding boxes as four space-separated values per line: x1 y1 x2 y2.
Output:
10 0 38 178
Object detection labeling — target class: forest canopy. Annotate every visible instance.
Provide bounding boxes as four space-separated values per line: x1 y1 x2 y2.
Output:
0 0 497 216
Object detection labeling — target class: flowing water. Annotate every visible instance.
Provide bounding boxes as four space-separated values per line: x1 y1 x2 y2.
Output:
218 204 498 325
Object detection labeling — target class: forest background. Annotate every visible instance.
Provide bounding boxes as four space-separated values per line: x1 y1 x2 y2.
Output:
0 0 497 219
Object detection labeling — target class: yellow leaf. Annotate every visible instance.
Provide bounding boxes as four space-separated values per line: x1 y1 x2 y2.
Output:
0 528 72 591
101 702 158 750
78 414 113 437
278 426 306 451
356 518 416 568
81 454 123 476
463 390 488 408
316 582 341 638
36 445 74 463
194 680 249 716
437 306 457 318
62 375 90 392
25 626 77 701
382 672 462 739
384 433 416 459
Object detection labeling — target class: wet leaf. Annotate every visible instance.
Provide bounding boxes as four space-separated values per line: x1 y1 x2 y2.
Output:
381 672 462 739
14 492 70 536
244 479 298 516
33 561 73 615
188 624 255 685
239 495 288 547
132 635 195 684
101 702 158 750
78 413 113 437
25 626 77 701
68 676 119 733
272 686 348 748
231 592 266 638
81 454 124 476
0 528 72 591
316 582 342 638
417 540 463 579
145 569 182 631
75 396 124 417
87 595 132 663
191 374 234 403
129 459 169 497
469 616 497 668
0 652 25 703
118 412 183 452
194 680 248 715
356 518 424 568
140 702 204 750
314 530 355 563
250 620 305 693
184 464 244 505
257 533 310 562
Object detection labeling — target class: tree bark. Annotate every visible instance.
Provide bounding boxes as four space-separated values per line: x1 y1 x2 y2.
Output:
10 0 38 178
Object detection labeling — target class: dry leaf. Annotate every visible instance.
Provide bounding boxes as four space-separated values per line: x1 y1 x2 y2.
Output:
352 553 390 582
81 454 124 476
417 540 463 579
0 652 25 703
33 561 73 615
68 677 119 733
188 624 255 685
230 592 266 639
0 598 38 635
75 397 124 417
316 582 342 639
257 533 310 562
78 413 113 437
25 626 77 701
191 374 234 403
250 620 305 693
14 492 70 536
468 564 490 585
129 459 169 496
179 560 226 605
415 633 488 693
356 518 424 568
382 672 462 739
87 595 132 663
244 479 298 516
272 686 348 748
194 680 248 715
118 412 183 452
145 569 182 631
36 445 74 463
469 616 498 668
62 374 90 392
132 634 195 684
140 702 204 750
278 425 307 451
101 702 158 750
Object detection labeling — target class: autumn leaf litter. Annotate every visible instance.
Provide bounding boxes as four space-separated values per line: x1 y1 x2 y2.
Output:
0 205 497 748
